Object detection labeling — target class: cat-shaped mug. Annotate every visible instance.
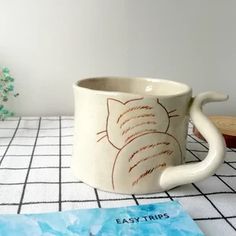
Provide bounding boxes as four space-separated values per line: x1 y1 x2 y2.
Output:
72 77 228 194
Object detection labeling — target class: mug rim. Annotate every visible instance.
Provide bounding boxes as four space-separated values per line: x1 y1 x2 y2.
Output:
73 76 192 98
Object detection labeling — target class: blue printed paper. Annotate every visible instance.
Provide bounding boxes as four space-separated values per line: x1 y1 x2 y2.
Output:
0 201 204 235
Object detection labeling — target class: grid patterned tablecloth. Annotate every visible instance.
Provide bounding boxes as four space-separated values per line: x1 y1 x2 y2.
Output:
0 116 235 235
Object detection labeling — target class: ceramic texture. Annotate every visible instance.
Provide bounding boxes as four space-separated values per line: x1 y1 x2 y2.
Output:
72 77 228 194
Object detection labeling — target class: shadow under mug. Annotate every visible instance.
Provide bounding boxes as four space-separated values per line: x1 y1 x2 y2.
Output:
72 77 228 194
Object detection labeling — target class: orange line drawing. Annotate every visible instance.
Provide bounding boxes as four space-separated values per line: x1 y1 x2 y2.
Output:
132 163 167 186
97 135 107 142
168 109 179 118
157 101 170 133
117 105 153 124
105 97 144 150
129 142 170 162
125 129 157 143
168 109 177 114
96 130 107 135
129 150 173 173
122 121 157 136
107 97 144 105
111 131 183 190
120 114 155 129
169 115 179 118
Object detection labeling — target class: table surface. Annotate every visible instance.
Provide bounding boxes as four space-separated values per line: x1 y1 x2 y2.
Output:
0 117 235 235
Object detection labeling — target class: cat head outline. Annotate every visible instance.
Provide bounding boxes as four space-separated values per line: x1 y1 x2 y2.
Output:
104 97 178 149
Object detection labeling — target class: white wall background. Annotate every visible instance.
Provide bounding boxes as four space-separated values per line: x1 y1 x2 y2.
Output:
0 0 235 116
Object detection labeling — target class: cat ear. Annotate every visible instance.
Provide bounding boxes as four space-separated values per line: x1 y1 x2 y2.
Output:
107 98 124 113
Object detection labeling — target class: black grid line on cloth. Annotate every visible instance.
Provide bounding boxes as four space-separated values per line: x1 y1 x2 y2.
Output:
187 128 236 232
165 191 173 201
0 117 21 166
58 116 62 211
1 154 71 157
188 133 236 190
0 166 70 170
0 135 73 139
94 188 101 208
17 117 41 214
187 148 236 193
2 196 236 208
132 194 139 205
0 117 73 122
0 144 72 147
192 183 236 231
0 127 73 130
0 181 82 186
188 134 236 171
194 216 236 221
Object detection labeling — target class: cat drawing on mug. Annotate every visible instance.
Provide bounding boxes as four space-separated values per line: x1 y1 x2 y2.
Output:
96 98 182 191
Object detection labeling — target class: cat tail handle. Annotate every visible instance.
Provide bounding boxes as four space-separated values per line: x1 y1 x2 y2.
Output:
159 91 229 191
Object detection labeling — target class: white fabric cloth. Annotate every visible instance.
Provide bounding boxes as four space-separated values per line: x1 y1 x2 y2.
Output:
0 117 235 235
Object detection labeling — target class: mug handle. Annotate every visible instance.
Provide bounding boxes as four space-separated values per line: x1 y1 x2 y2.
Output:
159 91 229 190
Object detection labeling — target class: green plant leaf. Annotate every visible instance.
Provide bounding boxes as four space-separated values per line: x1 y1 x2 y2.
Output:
2 68 9 74
0 66 18 120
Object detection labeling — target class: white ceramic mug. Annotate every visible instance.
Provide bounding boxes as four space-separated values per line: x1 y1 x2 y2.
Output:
72 77 228 194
